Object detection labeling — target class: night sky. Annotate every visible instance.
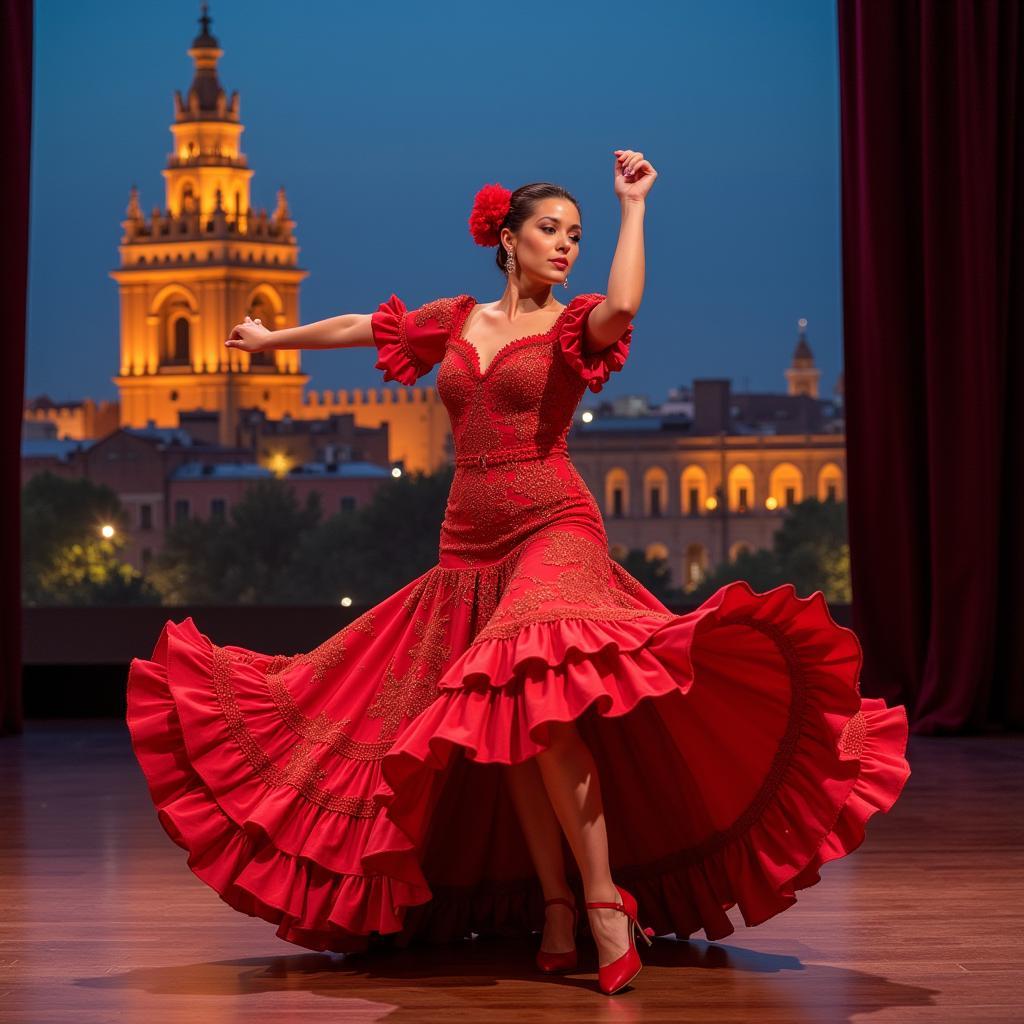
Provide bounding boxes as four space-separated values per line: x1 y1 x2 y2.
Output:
26 0 842 406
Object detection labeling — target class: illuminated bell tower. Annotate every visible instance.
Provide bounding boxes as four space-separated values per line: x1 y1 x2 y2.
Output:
111 4 309 445
784 318 821 398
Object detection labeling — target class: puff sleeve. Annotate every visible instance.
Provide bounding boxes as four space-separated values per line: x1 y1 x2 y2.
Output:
370 294 466 385
556 292 633 393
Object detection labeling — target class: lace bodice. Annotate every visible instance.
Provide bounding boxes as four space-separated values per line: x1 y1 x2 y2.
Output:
370 292 632 460
369 292 633 567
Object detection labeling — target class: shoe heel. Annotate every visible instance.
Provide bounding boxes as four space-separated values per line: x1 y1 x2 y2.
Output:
585 884 654 995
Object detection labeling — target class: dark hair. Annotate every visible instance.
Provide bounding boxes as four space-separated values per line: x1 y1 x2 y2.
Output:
494 182 581 275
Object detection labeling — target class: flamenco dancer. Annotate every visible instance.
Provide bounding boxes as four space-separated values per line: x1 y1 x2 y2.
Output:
126 149 911 996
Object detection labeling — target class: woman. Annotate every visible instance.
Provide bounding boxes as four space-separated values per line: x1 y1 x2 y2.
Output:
126 149 911 997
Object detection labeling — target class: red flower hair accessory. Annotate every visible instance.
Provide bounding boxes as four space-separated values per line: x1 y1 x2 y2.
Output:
468 183 512 246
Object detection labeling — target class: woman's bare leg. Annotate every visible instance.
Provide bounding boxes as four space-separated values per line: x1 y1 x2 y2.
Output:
504 758 577 953
534 718 631 968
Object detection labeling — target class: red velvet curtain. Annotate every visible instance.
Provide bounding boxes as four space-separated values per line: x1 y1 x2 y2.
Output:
838 0 1024 732
1 0 31 736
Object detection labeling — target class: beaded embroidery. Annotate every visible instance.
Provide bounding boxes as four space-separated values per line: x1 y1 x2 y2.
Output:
222 292 637 780
472 529 674 643
261 609 377 683
366 602 453 739
430 295 631 567
359 563 517 738
211 645 379 817
838 708 867 758
264 671 397 762
413 295 468 332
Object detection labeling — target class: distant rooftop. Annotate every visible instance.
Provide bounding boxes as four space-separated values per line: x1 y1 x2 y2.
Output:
124 426 198 446
171 460 393 480
576 415 675 433
21 438 92 461
290 461 392 479
172 462 273 480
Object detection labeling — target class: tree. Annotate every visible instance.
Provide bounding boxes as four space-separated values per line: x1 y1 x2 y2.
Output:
613 548 676 603
21 472 159 606
146 468 452 606
148 478 322 604
688 497 850 603
282 467 453 604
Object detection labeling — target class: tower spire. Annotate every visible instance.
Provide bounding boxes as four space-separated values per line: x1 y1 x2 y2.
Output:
177 2 233 119
793 317 813 361
195 3 217 48
784 318 821 398
112 4 308 447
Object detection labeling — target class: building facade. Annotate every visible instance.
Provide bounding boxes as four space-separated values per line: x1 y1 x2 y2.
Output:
26 5 450 474
570 343 846 593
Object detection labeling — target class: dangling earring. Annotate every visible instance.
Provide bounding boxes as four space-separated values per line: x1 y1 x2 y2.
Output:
505 247 516 274
562 276 569 289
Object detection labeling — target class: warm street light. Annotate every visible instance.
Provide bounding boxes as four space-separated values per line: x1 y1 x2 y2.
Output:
100 524 115 539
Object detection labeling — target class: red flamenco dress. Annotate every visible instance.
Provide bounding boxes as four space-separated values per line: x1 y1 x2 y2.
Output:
126 292 912 954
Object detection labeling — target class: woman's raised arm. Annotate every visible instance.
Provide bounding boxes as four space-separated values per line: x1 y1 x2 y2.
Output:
583 148 658 353
225 312 376 353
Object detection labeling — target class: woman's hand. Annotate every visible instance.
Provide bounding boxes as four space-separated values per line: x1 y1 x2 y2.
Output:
225 315 272 352
613 149 658 202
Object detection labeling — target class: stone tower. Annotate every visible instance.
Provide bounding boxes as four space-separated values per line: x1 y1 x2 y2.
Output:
110 4 309 445
784 317 821 398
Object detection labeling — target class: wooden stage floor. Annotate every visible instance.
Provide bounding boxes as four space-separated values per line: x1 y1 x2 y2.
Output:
1 720 1021 1023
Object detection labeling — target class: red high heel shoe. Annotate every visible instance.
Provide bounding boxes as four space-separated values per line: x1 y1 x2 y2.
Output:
535 896 579 973
585 884 655 995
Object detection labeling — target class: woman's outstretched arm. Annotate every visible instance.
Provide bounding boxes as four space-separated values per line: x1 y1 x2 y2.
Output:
584 148 658 353
224 312 375 353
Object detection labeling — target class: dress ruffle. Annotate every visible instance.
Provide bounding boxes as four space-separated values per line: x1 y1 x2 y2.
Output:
127 616 433 953
127 577 911 951
557 293 633 393
370 294 423 386
378 579 910 942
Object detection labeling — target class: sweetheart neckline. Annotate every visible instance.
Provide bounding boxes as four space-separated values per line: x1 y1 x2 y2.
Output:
453 298 574 378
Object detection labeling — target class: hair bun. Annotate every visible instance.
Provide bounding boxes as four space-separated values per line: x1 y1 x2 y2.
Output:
468 183 512 246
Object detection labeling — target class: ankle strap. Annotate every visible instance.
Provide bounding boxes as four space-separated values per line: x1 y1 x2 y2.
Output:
585 899 626 912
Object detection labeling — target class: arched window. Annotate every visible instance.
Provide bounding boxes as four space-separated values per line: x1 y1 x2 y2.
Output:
160 300 193 367
817 462 845 501
173 317 190 363
604 468 630 518
680 465 709 516
729 540 754 563
769 462 805 507
642 467 668 517
728 464 756 513
645 542 670 563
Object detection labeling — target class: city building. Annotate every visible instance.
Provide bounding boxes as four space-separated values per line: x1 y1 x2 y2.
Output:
569 329 845 592
21 7 847 590
21 424 396 571
25 6 449 475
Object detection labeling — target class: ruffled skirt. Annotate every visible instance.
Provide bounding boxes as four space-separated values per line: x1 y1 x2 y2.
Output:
126 553 911 954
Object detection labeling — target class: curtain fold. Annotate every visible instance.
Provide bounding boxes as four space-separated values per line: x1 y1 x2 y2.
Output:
1 0 32 736
837 0 1024 732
